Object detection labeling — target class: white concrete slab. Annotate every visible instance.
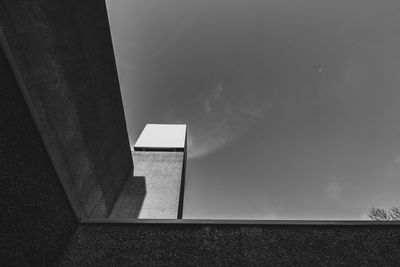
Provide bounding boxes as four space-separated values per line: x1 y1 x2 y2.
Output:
134 124 186 150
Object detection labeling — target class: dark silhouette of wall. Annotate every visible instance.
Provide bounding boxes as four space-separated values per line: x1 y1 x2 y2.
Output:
61 223 400 266
0 0 132 219
0 41 78 266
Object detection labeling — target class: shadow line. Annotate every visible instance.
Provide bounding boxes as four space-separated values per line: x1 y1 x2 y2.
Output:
108 176 146 219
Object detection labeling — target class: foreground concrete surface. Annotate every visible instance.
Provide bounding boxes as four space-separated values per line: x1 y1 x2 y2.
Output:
1 38 78 267
60 223 400 266
0 0 132 218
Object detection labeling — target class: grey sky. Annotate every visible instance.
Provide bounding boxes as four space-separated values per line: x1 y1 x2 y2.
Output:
106 0 400 219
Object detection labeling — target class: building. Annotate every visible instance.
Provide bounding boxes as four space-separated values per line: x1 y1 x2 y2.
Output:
110 124 187 219
1 1 400 265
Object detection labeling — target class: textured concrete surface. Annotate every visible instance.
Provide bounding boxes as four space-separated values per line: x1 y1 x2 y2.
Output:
0 43 78 267
60 223 400 266
0 0 132 218
110 152 185 219
109 176 147 219
239 225 400 265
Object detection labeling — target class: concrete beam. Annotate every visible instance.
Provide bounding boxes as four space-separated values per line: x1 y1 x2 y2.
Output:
0 0 132 219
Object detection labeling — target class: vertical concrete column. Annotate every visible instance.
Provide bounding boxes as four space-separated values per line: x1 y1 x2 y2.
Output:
133 124 187 219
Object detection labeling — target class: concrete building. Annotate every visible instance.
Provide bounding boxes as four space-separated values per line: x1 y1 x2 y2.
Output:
110 124 187 219
1 1 400 266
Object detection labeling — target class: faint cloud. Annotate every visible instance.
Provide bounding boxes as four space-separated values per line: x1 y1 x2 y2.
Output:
165 106 235 159
204 99 212 112
203 83 224 112
326 178 341 200
238 90 271 120
177 82 271 159
212 83 223 99
186 82 240 158
187 133 227 159
240 106 264 119
187 118 237 159
394 155 400 164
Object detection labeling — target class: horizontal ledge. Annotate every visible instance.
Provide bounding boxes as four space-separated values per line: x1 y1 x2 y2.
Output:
80 218 400 226
133 147 185 152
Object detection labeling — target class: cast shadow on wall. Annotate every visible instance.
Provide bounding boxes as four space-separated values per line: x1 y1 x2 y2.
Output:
109 176 147 219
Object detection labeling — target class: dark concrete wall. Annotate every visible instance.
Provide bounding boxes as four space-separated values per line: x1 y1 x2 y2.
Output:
61 223 400 266
0 0 132 218
0 42 78 266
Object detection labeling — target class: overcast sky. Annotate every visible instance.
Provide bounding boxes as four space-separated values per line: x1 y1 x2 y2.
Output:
106 0 400 219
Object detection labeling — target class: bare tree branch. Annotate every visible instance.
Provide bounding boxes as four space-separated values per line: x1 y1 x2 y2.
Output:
368 207 400 221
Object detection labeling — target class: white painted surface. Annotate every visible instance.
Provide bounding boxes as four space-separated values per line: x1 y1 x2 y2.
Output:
134 124 187 149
